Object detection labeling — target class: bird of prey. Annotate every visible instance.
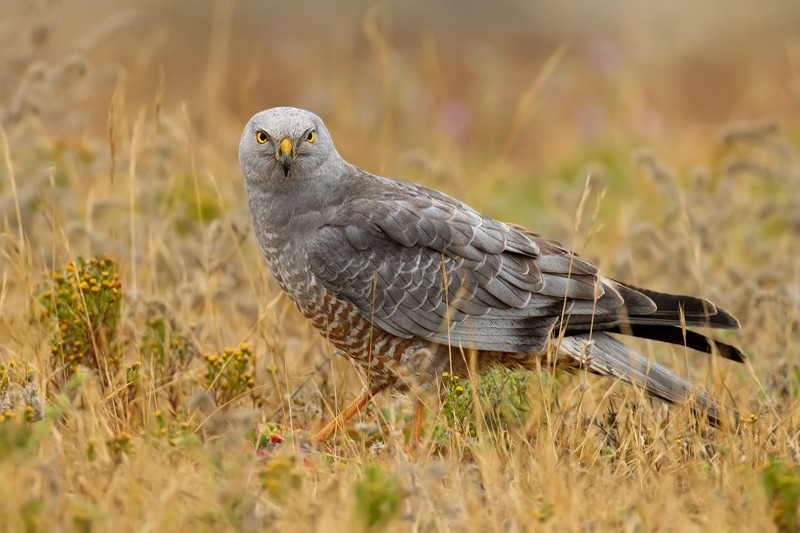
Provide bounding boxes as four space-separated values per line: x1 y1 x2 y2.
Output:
239 106 744 443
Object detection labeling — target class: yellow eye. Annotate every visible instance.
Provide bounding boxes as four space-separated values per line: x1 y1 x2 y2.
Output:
255 130 268 144
306 130 315 143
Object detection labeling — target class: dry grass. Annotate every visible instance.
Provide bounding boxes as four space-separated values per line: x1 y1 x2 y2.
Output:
1 1 800 530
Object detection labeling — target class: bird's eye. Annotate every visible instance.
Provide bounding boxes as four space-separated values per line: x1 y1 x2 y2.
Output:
255 130 269 144
306 130 315 143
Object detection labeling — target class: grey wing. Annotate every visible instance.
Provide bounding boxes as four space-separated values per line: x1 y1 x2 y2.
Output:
308 179 636 353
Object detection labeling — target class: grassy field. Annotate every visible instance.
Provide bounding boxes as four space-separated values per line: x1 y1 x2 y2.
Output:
2 1 800 530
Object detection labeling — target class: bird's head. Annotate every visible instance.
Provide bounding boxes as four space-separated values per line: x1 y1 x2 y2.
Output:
239 107 336 183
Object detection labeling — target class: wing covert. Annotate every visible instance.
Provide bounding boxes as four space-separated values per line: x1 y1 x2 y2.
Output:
307 179 611 353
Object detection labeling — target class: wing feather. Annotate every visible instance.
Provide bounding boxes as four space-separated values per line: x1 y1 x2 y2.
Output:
308 175 740 356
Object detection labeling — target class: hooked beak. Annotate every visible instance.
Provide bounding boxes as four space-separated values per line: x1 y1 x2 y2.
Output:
279 138 293 176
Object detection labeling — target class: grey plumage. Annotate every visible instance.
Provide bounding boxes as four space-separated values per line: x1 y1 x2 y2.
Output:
240 106 743 430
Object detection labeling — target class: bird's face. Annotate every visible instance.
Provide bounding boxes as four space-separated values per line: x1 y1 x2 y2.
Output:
239 107 334 183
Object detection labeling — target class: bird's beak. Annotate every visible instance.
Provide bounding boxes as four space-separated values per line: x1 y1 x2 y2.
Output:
279 138 293 177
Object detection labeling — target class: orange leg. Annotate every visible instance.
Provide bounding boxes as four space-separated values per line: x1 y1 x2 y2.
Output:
313 391 371 443
411 400 425 446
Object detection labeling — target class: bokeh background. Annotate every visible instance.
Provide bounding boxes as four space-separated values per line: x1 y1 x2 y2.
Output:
5 0 800 161
2 1 800 530
4 0 799 239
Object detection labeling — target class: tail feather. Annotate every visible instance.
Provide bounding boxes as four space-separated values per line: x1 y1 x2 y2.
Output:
559 332 738 429
605 324 746 363
617 282 741 330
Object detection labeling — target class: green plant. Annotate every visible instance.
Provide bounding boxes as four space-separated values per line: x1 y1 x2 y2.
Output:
152 409 197 447
762 458 800 532
141 311 197 410
438 371 471 435
258 453 303 502
352 465 400 531
434 367 532 445
202 344 256 409
39 257 122 389
106 431 134 464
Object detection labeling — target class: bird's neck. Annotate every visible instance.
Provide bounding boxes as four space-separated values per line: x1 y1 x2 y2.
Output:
245 158 353 244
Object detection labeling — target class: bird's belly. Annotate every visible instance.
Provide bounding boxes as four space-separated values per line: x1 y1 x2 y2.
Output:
261 246 551 394
260 247 412 389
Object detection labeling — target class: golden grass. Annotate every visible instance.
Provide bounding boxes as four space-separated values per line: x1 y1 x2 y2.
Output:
1 1 800 530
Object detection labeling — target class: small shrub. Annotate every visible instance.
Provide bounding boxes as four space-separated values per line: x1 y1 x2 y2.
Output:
352 465 400 530
106 431 134 464
202 344 256 409
39 257 122 389
434 367 532 445
762 457 800 531
0 415 38 460
152 409 197 447
258 453 303 502
141 311 197 410
438 371 471 435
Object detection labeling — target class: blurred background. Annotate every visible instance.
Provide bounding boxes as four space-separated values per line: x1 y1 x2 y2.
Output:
3 0 799 165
